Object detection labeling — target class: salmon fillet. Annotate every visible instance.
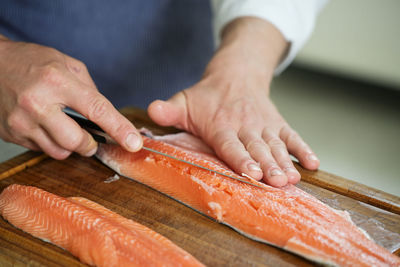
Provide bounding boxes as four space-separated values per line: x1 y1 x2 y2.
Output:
96 131 400 267
0 184 204 267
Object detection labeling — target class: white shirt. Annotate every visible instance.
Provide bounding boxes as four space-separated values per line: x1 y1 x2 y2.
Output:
211 0 328 74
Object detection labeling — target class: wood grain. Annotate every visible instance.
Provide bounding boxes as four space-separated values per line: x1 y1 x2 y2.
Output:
294 163 400 215
0 151 45 176
0 106 399 266
0 153 48 181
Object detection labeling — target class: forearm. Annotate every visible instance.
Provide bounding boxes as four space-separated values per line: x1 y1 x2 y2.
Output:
205 17 289 87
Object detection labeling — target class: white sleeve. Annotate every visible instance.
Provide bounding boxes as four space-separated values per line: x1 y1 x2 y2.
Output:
211 0 328 74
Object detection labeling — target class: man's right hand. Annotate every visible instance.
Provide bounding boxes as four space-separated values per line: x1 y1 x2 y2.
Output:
0 36 142 159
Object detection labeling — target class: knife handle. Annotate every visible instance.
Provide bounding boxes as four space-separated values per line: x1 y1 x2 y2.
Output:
63 109 117 145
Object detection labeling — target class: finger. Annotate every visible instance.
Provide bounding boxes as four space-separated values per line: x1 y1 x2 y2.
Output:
2 131 41 151
18 139 41 152
262 128 300 184
280 126 319 170
64 79 142 152
39 108 97 157
5 110 71 158
238 128 288 187
148 92 188 130
29 127 71 160
3 109 44 152
211 129 263 180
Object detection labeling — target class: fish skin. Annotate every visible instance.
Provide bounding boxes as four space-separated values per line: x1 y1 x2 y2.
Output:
0 184 204 267
96 132 400 267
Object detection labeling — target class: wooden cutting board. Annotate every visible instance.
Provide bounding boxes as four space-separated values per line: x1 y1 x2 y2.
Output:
0 107 399 266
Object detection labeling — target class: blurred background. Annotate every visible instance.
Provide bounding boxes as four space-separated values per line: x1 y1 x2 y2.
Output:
271 0 400 195
295 0 400 89
0 0 399 195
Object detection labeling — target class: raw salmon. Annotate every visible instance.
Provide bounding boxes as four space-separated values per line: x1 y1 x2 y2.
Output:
96 131 400 267
0 184 204 267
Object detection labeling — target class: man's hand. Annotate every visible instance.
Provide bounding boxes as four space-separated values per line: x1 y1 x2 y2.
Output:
148 17 319 187
0 36 142 159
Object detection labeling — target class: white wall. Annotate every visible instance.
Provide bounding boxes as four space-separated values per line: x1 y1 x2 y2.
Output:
294 0 400 89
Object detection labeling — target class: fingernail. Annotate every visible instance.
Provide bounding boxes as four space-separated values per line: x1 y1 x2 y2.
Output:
241 173 258 181
307 154 319 161
125 133 141 151
60 149 71 157
284 167 298 174
270 168 284 176
248 163 262 172
84 146 97 157
285 167 300 181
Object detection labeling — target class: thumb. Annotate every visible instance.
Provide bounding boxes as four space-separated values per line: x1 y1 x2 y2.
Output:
148 92 188 130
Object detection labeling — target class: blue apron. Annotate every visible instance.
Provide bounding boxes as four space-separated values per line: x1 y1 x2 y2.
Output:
0 0 214 109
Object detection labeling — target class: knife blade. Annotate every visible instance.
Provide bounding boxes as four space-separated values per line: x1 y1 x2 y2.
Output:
63 108 265 189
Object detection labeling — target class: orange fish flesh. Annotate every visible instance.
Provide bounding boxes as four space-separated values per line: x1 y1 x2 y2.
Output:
96 131 400 267
0 184 204 267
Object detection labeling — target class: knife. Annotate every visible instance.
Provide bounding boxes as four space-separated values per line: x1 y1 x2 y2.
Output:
63 108 265 189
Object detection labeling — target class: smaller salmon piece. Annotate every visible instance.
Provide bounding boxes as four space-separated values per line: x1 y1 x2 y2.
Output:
0 184 204 267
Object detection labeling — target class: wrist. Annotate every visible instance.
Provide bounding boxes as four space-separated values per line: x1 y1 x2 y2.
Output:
203 17 288 87
221 17 288 70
